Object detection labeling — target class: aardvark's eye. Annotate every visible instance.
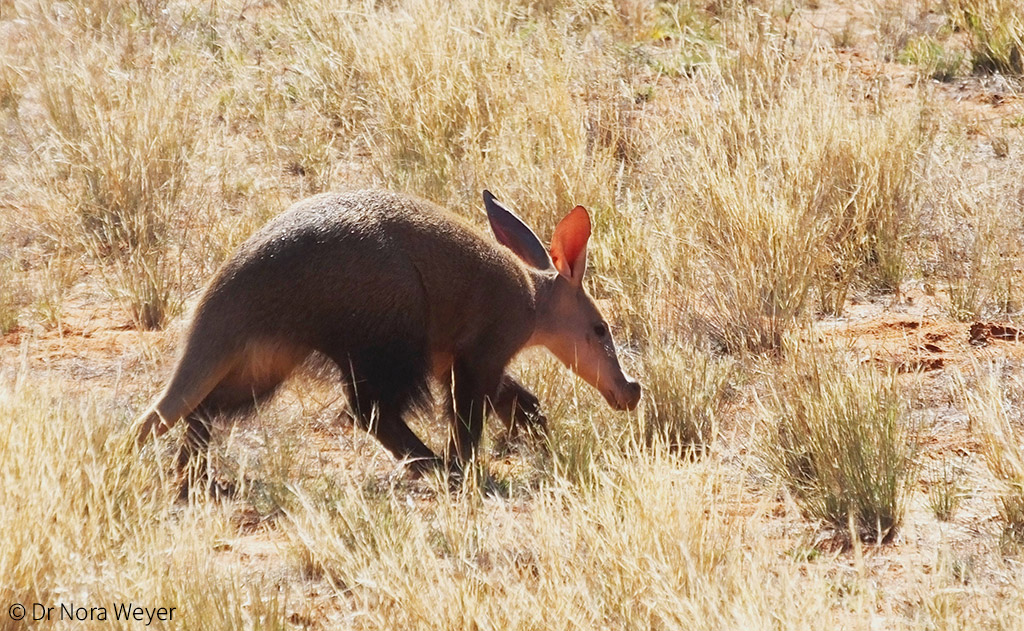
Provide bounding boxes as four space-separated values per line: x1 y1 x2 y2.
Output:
593 323 607 338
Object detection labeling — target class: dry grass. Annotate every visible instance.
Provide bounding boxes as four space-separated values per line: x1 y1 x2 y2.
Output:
929 144 1024 321
766 347 918 543
0 259 20 335
674 54 929 348
639 340 734 454
281 453 828 631
8 3 205 329
949 0 1024 74
927 456 968 522
958 365 1024 544
3 0 1024 627
0 376 289 631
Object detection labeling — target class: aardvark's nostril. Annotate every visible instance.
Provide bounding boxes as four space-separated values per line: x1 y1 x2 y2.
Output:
623 380 642 410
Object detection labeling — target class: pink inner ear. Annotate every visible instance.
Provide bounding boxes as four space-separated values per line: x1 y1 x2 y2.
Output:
550 205 591 279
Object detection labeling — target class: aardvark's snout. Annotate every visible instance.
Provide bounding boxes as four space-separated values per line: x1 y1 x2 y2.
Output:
604 376 642 411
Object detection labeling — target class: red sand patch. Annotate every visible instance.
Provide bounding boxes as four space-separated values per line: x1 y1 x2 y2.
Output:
823 314 1024 373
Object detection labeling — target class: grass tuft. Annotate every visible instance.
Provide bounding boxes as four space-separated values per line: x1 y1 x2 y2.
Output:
673 41 930 351
949 0 1024 74
639 340 734 456
957 365 1024 544
766 349 918 543
0 259 20 335
281 452 835 630
898 34 965 81
928 457 967 522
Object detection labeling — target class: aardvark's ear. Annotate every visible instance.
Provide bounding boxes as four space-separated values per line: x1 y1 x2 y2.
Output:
483 190 553 271
549 205 590 286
